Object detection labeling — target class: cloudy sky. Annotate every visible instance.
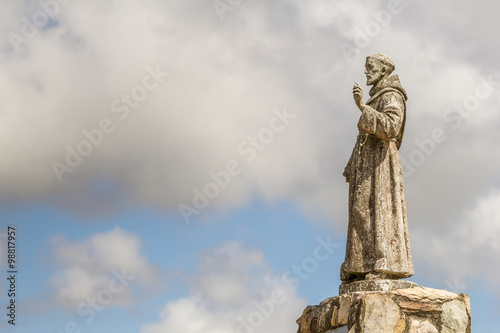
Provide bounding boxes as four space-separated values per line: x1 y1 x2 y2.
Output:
0 0 499 331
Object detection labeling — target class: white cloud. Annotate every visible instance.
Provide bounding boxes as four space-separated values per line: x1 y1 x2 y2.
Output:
50 227 162 307
141 242 306 333
0 0 498 231
412 190 500 294
0 1 499 296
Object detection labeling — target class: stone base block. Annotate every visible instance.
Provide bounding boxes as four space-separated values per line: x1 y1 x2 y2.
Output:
296 286 471 333
339 279 418 295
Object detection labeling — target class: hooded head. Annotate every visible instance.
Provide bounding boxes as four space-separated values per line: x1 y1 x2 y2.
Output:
364 54 407 150
364 53 395 86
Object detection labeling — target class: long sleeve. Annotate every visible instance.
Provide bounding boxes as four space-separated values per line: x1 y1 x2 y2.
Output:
343 139 358 182
357 91 405 141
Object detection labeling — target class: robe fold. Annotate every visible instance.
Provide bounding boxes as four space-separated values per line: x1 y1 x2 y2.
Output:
341 75 414 281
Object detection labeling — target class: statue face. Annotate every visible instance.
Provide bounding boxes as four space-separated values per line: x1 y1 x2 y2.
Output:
364 58 385 86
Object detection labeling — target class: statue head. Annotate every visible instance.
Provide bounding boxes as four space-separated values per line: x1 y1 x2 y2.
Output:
364 53 395 86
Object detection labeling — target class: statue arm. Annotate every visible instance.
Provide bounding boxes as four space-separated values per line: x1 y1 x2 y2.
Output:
357 92 404 141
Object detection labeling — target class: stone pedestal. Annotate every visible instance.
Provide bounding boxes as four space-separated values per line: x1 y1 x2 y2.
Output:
296 287 471 333
339 279 418 294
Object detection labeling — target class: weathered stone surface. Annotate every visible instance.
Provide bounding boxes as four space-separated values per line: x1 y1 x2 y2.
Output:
325 327 348 333
331 306 339 327
336 295 351 326
399 300 441 313
296 287 470 333
297 305 321 333
393 287 458 303
463 295 471 318
317 298 334 332
361 294 401 333
339 279 417 294
409 319 439 333
441 300 468 333
297 296 348 333
394 318 406 333
341 53 413 283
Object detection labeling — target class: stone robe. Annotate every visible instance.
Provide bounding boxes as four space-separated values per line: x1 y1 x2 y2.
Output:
341 75 414 281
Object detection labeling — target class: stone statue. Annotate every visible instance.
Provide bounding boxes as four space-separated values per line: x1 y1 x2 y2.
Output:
295 54 471 330
341 54 414 284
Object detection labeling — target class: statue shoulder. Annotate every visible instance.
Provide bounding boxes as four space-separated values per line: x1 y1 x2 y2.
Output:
367 88 405 106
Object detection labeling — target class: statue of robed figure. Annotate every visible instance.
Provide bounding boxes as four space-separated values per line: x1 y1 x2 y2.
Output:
341 53 414 283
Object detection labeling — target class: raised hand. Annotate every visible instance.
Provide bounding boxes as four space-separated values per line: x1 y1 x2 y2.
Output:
352 82 365 111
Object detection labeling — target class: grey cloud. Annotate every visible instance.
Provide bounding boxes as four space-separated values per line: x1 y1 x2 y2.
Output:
0 0 498 236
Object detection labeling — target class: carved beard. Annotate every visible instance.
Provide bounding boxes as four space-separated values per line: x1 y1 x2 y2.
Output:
366 70 383 86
